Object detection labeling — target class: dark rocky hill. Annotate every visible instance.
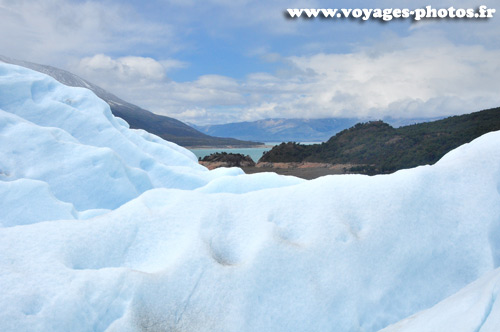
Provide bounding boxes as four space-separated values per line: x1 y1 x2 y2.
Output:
199 152 256 169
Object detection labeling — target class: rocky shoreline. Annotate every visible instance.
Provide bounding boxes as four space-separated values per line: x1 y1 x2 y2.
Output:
198 152 362 179
201 160 358 179
242 162 356 179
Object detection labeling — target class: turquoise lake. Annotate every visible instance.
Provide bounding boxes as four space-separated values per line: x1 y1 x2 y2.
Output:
189 146 273 163
188 142 322 163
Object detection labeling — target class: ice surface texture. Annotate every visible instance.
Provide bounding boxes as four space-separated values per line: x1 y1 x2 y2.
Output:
0 64 300 217
380 267 500 332
1 63 500 332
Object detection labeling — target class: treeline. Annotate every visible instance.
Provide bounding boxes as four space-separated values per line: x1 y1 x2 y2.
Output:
259 107 500 174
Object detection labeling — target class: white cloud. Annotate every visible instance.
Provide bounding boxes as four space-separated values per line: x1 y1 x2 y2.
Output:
282 33 500 119
0 0 175 65
8 0 496 125
74 30 500 125
159 59 188 71
77 54 167 84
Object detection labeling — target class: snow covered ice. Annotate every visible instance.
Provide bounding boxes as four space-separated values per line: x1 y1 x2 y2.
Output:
1 62 500 331
380 267 500 332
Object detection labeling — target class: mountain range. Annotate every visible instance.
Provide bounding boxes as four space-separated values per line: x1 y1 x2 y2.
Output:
0 55 261 147
193 116 442 143
193 118 359 142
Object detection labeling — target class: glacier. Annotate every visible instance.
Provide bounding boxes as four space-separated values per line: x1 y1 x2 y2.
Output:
0 62 499 332
380 267 500 332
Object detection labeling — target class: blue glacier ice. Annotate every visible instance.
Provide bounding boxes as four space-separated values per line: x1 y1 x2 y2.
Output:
1 63 499 332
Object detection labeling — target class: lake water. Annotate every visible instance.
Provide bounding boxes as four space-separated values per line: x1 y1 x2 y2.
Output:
189 146 273 163
189 142 322 163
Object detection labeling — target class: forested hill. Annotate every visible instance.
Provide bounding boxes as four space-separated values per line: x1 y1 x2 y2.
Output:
260 107 500 174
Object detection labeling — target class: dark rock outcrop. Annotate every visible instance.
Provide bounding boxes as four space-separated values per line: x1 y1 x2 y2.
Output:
199 152 255 169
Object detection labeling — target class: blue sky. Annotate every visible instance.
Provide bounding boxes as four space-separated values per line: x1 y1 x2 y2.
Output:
1 0 499 125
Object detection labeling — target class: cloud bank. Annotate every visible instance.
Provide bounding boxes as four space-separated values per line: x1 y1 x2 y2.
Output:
74 32 500 124
1 0 499 124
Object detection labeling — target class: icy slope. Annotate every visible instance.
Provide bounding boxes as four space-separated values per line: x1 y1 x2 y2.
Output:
1 63 500 332
0 63 302 221
380 267 500 332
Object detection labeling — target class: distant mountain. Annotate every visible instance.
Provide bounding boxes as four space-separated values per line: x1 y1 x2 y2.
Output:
260 107 500 174
193 118 358 142
0 55 261 147
194 117 439 143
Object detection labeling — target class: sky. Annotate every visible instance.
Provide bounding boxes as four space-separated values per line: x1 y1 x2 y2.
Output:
0 0 499 125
